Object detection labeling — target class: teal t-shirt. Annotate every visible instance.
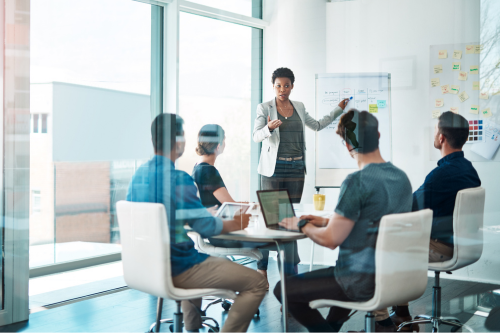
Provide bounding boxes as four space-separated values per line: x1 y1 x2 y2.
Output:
334 162 412 301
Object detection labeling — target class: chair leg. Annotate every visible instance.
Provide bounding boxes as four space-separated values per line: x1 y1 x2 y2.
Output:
365 312 376 333
174 301 183 333
155 297 163 333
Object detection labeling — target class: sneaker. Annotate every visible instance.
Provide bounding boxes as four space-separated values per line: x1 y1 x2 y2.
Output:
390 312 420 332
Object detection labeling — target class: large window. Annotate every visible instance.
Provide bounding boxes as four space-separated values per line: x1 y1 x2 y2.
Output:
177 12 260 201
30 0 156 272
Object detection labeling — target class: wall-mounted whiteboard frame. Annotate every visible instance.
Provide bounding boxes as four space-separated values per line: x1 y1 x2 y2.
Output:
315 73 392 187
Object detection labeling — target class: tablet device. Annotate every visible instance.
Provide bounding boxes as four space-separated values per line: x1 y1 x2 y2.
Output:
215 202 251 220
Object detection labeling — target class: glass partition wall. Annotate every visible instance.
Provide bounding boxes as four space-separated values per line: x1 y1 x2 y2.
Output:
25 0 263 308
29 0 155 271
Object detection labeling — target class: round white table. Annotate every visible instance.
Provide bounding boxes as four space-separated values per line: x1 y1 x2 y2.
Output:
213 228 306 332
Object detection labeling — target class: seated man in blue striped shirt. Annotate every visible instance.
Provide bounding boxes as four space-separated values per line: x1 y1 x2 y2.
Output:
126 113 266 333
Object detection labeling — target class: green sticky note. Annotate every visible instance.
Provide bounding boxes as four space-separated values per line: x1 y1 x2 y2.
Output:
377 100 386 108
369 104 378 113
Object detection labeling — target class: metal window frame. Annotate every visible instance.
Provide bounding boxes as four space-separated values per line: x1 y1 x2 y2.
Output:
24 0 265 296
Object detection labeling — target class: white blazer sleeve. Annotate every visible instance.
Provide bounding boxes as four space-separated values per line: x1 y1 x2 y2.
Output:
253 103 273 143
303 105 344 132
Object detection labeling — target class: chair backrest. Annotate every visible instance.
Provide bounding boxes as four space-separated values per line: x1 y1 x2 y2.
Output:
116 200 176 299
430 187 485 271
371 209 433 309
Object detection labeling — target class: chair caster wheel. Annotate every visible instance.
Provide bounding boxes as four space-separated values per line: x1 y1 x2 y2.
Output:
255 309 260 316
169 324 174 332
222 300 232 311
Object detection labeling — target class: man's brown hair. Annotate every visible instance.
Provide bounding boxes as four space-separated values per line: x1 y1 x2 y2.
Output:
336 109 379 153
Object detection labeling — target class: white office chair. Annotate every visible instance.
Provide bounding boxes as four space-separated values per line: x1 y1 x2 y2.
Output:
399 187 485 333
187 231 263 312
309 209 433 333
116 201 237 333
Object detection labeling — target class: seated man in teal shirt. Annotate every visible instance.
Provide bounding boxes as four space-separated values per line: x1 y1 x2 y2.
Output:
126 113 266 332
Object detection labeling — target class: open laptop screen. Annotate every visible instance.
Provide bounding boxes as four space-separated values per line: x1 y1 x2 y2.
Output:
257 190 296 227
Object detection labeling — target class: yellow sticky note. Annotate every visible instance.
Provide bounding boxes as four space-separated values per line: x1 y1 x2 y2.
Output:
470 105 479 114
470 65 479 74
472 81 480 90
452 62 461 71
465 45 475 54
453 50 462 59
369 104 378 113
441 84 450 94
458 91 469 102
438 50 447 59
450 85 460 95
458 71 468 81
482 108 492 118
450 107 459 114
432 110 441 119
475 45 482 54
433 65 443 74
480 91 489 100
431 78 440 87
435 99 444 107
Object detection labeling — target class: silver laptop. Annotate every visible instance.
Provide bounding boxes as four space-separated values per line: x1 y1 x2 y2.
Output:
256 189 301 232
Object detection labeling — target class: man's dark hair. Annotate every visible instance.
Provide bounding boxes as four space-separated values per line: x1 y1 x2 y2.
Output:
272 67 295 84
151 113 184 153
438 111 469 149
336 109 379 153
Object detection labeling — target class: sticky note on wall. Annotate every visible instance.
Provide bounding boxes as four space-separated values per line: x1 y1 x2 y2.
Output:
369 104 378 113
377 100 386 108
431 78 440 87
452 62 461 71
450 107 459 114
458 71 468 81
473 81 480 90
458 91 469 102
453 50 462 59
451 85 460 95
435 99 444 107
465 45 475 54
482 108 492 118
475 45 482 54
441 84 450 94
438 50 448 58
434 65 443 74
480 91 489 100
432 110 441 119
470 105 479 114
470 66 479 74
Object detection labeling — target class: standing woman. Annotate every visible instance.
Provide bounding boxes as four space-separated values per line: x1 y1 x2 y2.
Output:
253 67 349 277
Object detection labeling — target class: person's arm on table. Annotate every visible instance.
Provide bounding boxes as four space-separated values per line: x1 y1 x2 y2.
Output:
213 187 236 204
279 213 354 250
298 214 329 227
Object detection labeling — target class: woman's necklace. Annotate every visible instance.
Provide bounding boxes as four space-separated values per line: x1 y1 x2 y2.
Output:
278 101 293 119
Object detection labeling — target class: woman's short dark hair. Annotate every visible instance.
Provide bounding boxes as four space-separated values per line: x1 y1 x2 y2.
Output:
438 111 469 149
336 109 379 154
151 113 184 153
272 67 295 84
196 124 225 156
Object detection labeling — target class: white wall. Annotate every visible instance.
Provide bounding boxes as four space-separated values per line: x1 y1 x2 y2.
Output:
326 0 500 283
264 0 340 265
51 82 153 162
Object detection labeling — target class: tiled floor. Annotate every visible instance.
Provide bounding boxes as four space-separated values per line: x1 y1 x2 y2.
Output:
5 260 499 332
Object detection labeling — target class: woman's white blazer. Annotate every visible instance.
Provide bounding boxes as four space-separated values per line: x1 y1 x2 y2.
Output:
252 98 343 177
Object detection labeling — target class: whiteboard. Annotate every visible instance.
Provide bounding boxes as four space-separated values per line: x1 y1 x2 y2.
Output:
315 73 392 186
